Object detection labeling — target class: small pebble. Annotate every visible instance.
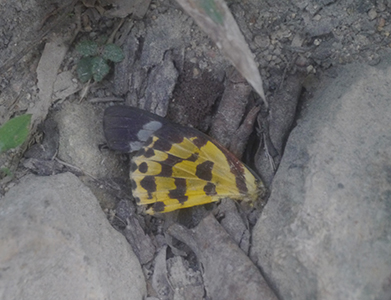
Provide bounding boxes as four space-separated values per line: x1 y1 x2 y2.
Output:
274 47 281 56
254 35 270 49
295 56 308 67
313 14 322 21
307 65 315 73
368 8 377 20
314 39 321 46
378 3 386 11
193 67 200 77
291 34 304 47
377 18 386 29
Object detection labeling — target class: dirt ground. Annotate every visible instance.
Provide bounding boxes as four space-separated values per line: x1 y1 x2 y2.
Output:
0 0 390 297
1 0 390 188
1 0 390 118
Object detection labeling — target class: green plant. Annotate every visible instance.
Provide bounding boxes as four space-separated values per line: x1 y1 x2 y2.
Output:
0 114 32 154
76 40 124 83
0 167 11 177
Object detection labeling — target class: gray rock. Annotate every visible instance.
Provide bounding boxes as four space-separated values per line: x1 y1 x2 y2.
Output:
141 52 178 117
152 246 173 300
167 255 204 300
169 214 278 300
54 101 127 179
140 12 192 69
114 34 139 96
251 56 391 299
255 73 303 186
0 173 146 300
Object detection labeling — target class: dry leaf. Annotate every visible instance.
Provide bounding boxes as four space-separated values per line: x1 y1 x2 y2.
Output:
28 34 70 130
175 0 267 106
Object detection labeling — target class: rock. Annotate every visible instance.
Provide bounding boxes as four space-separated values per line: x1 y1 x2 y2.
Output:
53 71 80 101
168 214 278 300
121 215 156 265
0 173 146 300
253 34 270 49
255 73 303 186
140 52 178 117
152 246 173 300
217 199 251 254
114 34 139 97
54 101 127 179
368 8 377 20
140 12 192 69
167 255 204 300
210 69 252 149
251 56 391 299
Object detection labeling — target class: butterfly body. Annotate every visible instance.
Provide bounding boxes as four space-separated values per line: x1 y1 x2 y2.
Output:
104 106 264 214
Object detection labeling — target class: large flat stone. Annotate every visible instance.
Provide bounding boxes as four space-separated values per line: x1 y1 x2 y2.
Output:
251 55 391 299
0 173 146 300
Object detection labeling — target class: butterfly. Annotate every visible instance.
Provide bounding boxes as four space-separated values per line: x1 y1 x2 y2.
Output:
103 105 265 214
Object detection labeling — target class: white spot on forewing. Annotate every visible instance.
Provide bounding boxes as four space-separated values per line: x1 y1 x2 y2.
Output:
129 141 144 152
137 121 162 141
137 130 151 141
144 121 162 131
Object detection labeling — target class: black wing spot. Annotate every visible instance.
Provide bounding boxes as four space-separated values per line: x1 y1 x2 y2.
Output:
153 138 172 152
235 177 248 195
204 182 217 196
140 176 156 199
165 153 184 166
168 178 188 203
186 152 199 162
153 201 166 212
159 163 173 177
192 136 208 148
144 148 155 158
130 179 137 191
138 162 148 173
196 160 214 181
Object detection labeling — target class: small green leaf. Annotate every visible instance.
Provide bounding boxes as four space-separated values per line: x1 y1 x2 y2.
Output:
102 44 124 63
76 40 98 57
0 167 12 177
91 57 110 82
77 57 94 83
0 114 32 153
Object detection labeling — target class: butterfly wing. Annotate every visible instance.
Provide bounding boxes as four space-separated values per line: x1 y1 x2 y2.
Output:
104 106 263 214
104 106 170 153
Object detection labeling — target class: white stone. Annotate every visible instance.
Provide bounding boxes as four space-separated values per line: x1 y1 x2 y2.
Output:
251 56 391 300
0 173 146 300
